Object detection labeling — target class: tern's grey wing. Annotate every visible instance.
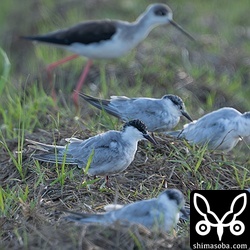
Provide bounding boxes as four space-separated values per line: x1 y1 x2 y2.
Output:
110 198 166 228
29 131 125 171
64 199 160 226
182 119 226 144
67 131 132 175
165 109 240 139
63 210 107 224
110 98 169 131
67 131 118 160
187 107 241 131
110 97 160 118
181 108 241 149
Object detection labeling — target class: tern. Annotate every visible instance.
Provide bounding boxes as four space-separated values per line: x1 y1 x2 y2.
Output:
62 189 187 232
104 203 190 221
79 92 192 132
26 119 156 184
166 107 250 151
21 3 195 107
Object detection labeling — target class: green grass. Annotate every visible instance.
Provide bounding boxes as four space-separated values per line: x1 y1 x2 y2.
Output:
0 47 11 96
0 0 250 249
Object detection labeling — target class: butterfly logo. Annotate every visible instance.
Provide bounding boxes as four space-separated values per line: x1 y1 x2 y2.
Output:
193 193 247 241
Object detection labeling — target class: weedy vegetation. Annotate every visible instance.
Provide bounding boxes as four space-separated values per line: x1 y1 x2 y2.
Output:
0 0 250 249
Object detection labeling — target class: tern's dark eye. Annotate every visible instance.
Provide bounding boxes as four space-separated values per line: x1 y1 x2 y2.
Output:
155 8 168 16
172 100 180 107
155 10 167 16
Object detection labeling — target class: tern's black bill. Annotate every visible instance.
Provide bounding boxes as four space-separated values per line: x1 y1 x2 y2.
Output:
169 20 196 41
143 134 157 145
182 111 193 122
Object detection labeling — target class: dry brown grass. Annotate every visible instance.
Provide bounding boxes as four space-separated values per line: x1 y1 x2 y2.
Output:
1 124 248 249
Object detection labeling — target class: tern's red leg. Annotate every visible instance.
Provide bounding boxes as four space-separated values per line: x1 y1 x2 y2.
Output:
72 59 93 108
105 176 112 188
46 54 79 101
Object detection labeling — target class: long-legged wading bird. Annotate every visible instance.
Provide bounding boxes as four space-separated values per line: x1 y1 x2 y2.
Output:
79 92 192 132
26 119 156 185
166 107 250 151
62 189 187 232
21 3 195 107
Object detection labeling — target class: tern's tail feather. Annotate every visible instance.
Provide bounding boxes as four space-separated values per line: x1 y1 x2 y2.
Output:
26 139 77 165
32 153 77 165
63 210 106 224
164 130 183 138
26 139 65 152
78 92 121 118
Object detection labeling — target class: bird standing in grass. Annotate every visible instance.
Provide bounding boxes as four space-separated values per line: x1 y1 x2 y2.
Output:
21 3 195 108
62 189 187 232
166 107 250 151
79 92 192 132
27 119 156 185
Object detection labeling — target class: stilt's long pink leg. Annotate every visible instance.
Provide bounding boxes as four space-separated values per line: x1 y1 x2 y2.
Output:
72 59 93 108
46 54 79 101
